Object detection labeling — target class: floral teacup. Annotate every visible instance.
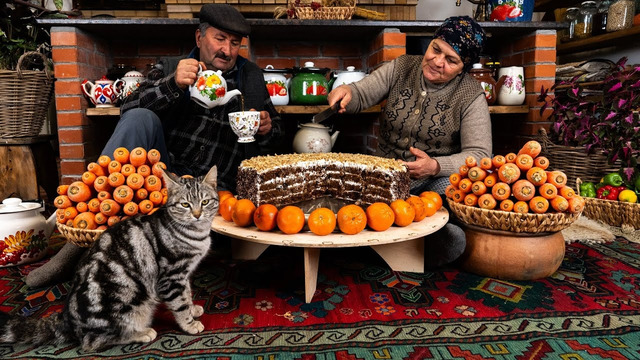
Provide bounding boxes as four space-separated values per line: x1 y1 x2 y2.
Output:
228 111 260 143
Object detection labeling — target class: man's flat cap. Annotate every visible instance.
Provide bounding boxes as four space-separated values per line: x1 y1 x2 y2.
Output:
199 4 251 37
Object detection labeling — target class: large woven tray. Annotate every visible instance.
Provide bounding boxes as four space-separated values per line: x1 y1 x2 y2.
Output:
576 179 640 231
447 199 581 234
57 222 103 248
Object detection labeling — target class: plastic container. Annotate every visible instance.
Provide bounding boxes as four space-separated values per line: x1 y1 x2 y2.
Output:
575 1 597 39
606 0 635 31
593 0 612 36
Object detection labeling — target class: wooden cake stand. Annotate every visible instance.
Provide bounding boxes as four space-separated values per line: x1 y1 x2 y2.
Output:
211 208 449 303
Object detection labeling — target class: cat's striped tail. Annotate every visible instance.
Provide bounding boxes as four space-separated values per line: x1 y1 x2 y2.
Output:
0 311 72 346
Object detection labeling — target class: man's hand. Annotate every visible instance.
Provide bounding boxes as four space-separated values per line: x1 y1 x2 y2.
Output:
399 147 440 179
175 59 204 90
253 109 272 135
327 85 352 114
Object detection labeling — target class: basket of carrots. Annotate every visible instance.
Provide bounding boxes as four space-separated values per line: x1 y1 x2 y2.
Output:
54 147 167 247
445 140 584 234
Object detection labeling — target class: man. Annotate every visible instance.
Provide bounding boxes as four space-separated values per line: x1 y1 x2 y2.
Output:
26 4 282 288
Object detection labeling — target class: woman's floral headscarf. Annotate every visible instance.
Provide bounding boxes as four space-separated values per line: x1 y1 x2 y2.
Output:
433 16 486 72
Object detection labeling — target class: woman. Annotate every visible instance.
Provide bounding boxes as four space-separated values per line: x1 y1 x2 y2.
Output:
328 16 491 268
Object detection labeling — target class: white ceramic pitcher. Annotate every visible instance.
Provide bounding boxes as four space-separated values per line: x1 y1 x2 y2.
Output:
496 66 525 106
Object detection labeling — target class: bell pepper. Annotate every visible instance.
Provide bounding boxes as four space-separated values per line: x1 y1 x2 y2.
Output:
619 189 638 203
597 184 620 200
579 182 597 198
602 172 624 187
635 176 640 192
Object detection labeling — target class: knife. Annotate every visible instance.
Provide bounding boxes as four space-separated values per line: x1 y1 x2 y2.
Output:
312 103 338 124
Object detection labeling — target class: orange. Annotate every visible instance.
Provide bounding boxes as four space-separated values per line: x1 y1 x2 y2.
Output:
406 196 427 222
276 205 305 234
365 202 395 232
419 191 443 211
308 207 337 236
421 197 438 217
219 196 238 221
232 199 257 227
218 190 234 204
390 199 415 227
336 204 367 235
254 204 278 231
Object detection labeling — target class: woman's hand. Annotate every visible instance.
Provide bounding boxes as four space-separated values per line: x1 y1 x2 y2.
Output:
399 147 441 179
175 59 204 90
327 85 352 113
254 109 272 135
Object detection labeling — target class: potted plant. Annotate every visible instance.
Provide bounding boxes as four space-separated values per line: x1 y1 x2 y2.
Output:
0 0 51 70
538 57 640 185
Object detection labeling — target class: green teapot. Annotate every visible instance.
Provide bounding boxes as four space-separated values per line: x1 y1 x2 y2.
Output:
289 62 329 105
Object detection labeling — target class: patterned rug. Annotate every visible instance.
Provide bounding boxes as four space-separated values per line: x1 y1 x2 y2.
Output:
1 237 640 359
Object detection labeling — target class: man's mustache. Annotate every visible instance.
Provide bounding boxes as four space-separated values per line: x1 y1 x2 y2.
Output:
215 52 232 61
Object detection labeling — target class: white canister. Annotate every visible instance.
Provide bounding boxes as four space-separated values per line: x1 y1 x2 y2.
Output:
263 65 289 106
496 66 526 106
331 66 366 91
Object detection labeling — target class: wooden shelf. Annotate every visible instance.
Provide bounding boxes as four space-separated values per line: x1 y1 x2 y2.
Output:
87 104 528 116
557 26 640 54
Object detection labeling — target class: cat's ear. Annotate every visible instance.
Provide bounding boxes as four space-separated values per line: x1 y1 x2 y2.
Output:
202 165 217 190
160 169 181 190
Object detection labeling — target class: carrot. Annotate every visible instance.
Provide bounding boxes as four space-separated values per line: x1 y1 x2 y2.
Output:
539 183 558 200
497 163 521 184
126 173 145 190
529 196 550 214
534 156 550 170
458 165 469 177
505 153 517 163
144 175 162 192
559 186 576 199
94 212 107 225
550 196 569 212
458 178 473 193
56 208 66 223
129 147 148 167
478 194 497 210
162 196 168 205
149 207 160 215
499 199 514 212
514 154 534 171
54 195 72 209
108 160 122 174
120 163 136 177
63 207 79 222
465 156 477 168
479 157 493 170
512 179 536 201
452 189 465 203
107 216 121 227
137 165 151 178
67 181 92 203
113 147 130 164
464 193 478 207
445 185 457 199
139 199 154 214
97 190 112 202
56 184 69 196
100 199 121 217
123 201 139 216
147 149 161 165
88 198 101 213
567 196 585 214
87 162 106 177
108 172 126 188
467 166 487 182
97 154 111 168
449 173 461 187
492 155 506 170
492 182 511 201
73 212 97 230
82 171 97 186
96 225 108 231
148 190 163 206
135 188 149 202
471 181 487 196
75 201 88 213
518 140 542 158
160 188 168 197
113 185 134 205
526 167 548 186
93 175 112 192
513 201 529 214
483 172 499 188
546 171 568 188
152 162 168 178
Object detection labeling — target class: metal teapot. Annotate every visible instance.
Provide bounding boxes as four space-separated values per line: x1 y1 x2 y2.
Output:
189 65 242 108
0 198 56 267
293 123 340 153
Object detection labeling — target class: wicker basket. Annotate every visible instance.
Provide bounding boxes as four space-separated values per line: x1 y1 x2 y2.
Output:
538 128 620 185
57 222 104 248
447 199 581 234
576 178 640 231
0 51 55 139
293 0 356 19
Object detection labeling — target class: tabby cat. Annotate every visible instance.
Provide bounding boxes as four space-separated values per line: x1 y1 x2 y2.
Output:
0 166 219 351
